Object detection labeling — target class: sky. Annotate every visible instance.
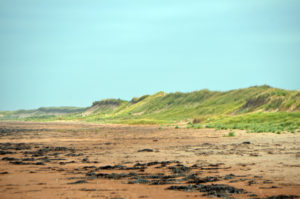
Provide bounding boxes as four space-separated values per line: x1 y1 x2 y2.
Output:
0 0 300 110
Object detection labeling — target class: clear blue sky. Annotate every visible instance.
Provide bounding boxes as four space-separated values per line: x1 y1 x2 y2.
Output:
0 1 300 110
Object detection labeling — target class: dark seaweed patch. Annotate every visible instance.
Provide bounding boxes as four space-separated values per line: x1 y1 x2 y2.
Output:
167 184 245 198
68 180 88 184
138 149 154 152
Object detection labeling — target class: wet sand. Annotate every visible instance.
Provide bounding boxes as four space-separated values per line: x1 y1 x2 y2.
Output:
0 121 299 199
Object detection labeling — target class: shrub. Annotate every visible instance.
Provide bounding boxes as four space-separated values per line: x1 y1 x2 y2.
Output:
193 118 202 124
228 130 235 137
92 98 123 106
131 95 149 104
205 124 214 128
194 124 202 129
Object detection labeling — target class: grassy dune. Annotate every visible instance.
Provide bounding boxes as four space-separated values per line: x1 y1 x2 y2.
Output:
0 107 86 121
1 85 299 133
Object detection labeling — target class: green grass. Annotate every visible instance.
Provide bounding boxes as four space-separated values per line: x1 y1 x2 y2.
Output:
203 112 299 133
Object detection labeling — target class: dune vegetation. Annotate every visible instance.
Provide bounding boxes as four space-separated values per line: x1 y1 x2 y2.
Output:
1 85 299 133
